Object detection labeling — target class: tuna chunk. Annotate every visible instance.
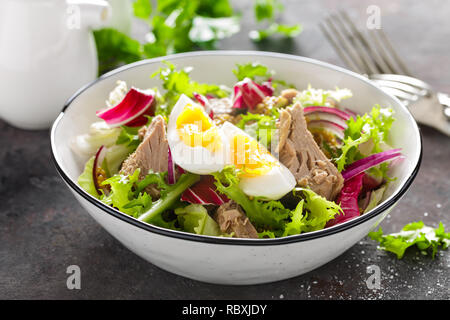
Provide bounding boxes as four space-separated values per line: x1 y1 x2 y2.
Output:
276 103 344 201
120 115 168 198
213 201 258 239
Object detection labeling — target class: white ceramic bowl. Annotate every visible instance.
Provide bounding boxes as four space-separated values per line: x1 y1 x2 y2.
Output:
51 51 422 285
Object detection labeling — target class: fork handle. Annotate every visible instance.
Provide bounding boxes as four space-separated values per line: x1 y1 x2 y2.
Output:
407 93 450 136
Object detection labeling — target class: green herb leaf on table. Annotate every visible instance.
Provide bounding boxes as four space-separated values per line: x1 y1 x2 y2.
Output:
249 23 302 42
133 0 152 20
93 28 143 75
189 16 240 46
369 221 450 259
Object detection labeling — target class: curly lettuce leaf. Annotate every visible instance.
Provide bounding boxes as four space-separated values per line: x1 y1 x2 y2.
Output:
369 221 450 259
212 166 290 232
175 204 222 236
295 188 343 232
100 169 151 217
213 167 340 236
151 61 230 115
335 105 395 173
282 200 305 237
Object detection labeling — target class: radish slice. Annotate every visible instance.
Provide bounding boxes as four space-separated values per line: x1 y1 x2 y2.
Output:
304 106 351 120
96 88 154 128
181 175 229 205
232 78 274 110
307 120 346 140
341 149 403 181
92 145 107 195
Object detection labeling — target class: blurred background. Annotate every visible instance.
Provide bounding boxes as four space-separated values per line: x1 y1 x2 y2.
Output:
0 0 448 300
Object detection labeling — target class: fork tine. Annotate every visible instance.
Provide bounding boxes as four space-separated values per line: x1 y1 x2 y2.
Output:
370 74 433 93
376 29 414 77
379 86 419 102
323 16 367 74
319 22 362 73
334 12 380 75
371 79 428 97
339 11 393 74
368 30 405 75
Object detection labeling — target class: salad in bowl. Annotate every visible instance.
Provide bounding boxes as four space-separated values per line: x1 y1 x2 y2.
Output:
73 61 403 240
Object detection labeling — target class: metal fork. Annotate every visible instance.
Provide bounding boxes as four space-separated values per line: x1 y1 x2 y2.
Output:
319 11 450 136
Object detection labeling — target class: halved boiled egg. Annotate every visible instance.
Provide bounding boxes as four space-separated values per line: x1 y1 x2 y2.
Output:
167 94 227 174
221 122 296 200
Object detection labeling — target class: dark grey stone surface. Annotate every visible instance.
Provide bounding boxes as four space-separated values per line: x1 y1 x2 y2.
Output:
0 0 449 300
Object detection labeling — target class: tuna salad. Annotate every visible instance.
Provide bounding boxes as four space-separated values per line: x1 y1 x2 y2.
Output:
73 62 403 239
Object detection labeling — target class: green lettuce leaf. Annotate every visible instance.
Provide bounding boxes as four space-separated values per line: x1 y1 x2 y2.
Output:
369 221 450 259
78 157 99 198
175 204 222 236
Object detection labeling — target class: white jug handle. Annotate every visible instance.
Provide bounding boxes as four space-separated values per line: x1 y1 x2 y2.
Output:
66 0 111 30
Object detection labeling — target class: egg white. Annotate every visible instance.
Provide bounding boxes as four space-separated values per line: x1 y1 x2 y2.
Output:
221 122 296 200
167 94 228 174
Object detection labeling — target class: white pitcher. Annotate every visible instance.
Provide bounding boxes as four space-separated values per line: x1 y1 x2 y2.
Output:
0 0 111 130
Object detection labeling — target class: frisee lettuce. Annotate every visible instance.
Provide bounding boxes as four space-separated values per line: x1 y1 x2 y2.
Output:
151 61 230 115
212 166 341 237
335 105 395 174
369 221 450 259
100 169 151 218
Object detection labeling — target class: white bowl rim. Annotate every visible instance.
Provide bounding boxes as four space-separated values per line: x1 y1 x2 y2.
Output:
50 50 423 246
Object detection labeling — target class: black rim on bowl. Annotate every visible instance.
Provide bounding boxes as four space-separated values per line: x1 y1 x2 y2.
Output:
50 51 423 245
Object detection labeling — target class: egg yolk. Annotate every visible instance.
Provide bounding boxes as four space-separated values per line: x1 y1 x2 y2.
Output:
176 104 221 152
231 134 278 177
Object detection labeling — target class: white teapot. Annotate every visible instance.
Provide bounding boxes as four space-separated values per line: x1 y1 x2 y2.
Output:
0 0 111 130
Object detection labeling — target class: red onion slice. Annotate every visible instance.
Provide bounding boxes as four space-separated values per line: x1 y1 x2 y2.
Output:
304 106 352 121
341 149 403 181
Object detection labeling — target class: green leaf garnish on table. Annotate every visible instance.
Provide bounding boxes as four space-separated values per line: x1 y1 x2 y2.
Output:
369 221 450 259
